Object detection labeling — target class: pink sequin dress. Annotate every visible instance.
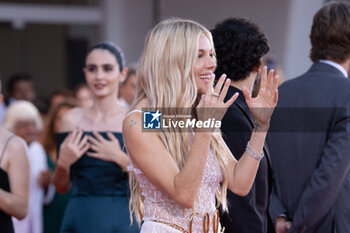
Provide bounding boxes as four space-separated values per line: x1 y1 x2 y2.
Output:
128 148 223 233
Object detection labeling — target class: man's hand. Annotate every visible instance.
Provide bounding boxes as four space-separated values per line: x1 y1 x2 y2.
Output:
275 216 292 233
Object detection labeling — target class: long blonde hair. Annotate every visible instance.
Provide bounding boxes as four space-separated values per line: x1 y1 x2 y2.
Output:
129 18 228 224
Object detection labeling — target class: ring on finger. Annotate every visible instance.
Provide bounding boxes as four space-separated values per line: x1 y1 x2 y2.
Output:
212 91 220 97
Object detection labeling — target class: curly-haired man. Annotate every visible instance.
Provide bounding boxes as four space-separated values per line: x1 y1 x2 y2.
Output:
212 18 274 233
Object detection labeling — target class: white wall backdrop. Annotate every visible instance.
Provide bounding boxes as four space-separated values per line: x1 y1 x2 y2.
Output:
101 0 324 80
282 0 324 79
101 0 154 65
0 0 327 95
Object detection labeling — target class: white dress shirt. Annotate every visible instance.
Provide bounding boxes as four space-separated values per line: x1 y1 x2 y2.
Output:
319 60 348 78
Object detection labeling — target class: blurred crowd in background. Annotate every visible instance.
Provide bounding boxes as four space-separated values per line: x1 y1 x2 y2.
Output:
0 65 137 233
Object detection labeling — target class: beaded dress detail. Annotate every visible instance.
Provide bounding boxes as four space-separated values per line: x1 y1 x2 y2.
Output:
128 148 223 233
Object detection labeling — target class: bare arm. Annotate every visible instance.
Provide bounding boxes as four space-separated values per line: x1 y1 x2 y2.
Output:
227 67 279 196
52 108 89 194
52 157 72 194
115 152 131 170
53 129 89 194
0 137 30 220
123 114 211 209
225 126 267 196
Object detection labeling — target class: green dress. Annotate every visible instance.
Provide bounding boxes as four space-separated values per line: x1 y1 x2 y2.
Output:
57 132 138 233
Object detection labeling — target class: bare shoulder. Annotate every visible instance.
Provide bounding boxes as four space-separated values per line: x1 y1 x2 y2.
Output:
123 102 162 161
122 109 143 138
123 111 166 170
6 136 28 161
59 107 84 132
123 100 146 133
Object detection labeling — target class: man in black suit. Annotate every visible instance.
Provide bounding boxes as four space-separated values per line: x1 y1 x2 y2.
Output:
212 18 274 233
267 2 350 233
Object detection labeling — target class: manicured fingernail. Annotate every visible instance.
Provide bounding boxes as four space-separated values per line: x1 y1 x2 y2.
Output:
226 78 231 83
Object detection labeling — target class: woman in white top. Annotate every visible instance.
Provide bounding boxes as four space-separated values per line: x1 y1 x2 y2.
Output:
4 100 47 233
0 96 30 233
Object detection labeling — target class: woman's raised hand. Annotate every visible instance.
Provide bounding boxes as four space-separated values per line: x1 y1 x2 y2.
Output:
196 74 239 128
242 66 279 129
87 132 123 162
86 132 130 169
57 129 89 169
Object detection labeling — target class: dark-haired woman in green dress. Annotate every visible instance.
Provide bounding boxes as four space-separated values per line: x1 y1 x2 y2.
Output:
52 42 138 233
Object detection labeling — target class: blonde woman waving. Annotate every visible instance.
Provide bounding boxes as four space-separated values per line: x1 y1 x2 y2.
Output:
124 18 278 233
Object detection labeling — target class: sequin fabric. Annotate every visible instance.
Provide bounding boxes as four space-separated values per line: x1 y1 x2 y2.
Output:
128 149 223 233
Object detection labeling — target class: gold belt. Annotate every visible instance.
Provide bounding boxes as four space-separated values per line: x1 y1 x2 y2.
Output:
151 210 225 233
